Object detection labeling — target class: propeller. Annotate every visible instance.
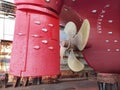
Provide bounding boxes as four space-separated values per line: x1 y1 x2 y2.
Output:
68 49 84 72
64 21 77 39
60 21 77 60
77 19 90 50
60 19 90 72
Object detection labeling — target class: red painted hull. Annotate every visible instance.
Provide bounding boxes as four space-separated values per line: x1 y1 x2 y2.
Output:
64 0 120 73
10 0 120 77
10 0 63 77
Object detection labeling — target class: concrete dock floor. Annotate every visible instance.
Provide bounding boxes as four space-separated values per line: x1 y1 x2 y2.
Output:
1 80 99 90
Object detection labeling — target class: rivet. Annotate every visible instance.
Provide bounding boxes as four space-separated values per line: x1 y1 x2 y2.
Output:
34 21 41 25
105 4 110 8
98 22 102 24
92 10 97 13
107 49 111 51
116 49 120 52
48 24 54 27
105 40 109 43
101 10 106 13
114 40 118 43
98 31 102 33
98 28 102 30
64 7 68 11
72 0 76 2
108 32 113 35
45 0 50 3
98 19 103 21
42 28 48 32
33 46 40 50
32 34 40 38
42 40 48 44
18 33 23 36
100 15 104 18
108 20 113 23
48 46 54 50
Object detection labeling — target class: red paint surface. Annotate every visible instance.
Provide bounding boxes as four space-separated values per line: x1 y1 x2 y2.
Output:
14 0 64 14
64 0 120 73
10 0 63 77
10 0 120 77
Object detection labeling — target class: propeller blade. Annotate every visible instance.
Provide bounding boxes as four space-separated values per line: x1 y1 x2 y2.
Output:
60 46 67 60
68 50 84 72
64 21 77 39
76 19 90 51
73 31 82 50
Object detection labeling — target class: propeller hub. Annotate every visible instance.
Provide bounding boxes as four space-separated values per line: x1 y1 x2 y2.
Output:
61 40 70 48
